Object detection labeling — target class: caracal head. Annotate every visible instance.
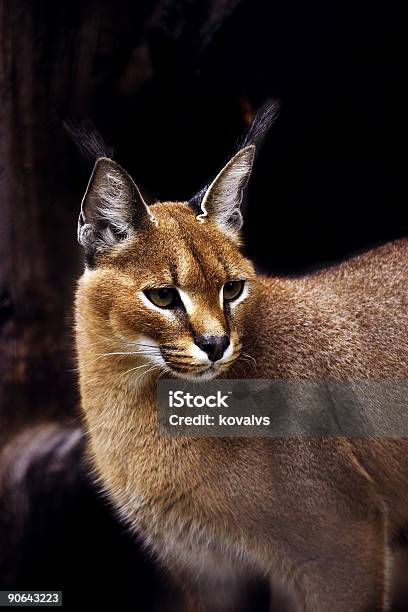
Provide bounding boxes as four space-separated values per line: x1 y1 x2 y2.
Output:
76 146 257 381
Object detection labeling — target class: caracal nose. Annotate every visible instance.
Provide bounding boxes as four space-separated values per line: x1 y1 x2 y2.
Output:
195 334 230 362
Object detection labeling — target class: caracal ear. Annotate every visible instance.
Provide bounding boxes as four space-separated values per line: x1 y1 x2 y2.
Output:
77 157 156 264
196 145 255 239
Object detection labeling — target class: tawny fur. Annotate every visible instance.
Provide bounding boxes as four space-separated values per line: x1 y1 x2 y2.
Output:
76 190 408 611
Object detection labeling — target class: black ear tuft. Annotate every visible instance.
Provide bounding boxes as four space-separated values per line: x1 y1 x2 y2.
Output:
189 100 280 232
237 99 280 149
64 118 114 161
78 158 155 265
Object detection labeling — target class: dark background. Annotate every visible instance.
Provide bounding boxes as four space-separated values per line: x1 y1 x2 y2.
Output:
0 0 407 610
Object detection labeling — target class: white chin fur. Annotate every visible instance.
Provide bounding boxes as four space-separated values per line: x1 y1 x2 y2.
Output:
168 365 222 381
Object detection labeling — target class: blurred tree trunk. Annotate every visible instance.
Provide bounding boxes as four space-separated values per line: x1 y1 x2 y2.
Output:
0 1 79 444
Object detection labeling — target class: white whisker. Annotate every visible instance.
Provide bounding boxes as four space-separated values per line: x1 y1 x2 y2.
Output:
120 362 158 378
134 363 164 383
241 351 257 366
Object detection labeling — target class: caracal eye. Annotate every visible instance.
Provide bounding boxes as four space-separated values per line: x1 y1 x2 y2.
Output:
144 287 180 309
223 280 245 301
